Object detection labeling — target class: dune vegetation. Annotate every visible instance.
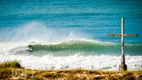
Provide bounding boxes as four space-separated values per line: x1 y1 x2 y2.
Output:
0 61 142 80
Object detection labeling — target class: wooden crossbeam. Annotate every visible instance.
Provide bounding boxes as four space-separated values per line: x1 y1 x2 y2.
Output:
108 34 138 36
108 17 138 71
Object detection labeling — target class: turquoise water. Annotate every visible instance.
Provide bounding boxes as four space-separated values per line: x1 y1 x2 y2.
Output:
0 0 142 43
0 0 142 70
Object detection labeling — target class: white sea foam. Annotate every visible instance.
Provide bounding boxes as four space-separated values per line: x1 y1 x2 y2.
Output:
0 53 142 70
0 42 30 53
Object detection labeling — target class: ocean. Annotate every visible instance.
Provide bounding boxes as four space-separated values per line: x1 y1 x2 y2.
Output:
0 0 142 70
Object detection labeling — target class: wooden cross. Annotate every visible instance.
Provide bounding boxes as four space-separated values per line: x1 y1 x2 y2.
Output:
108 17 138 71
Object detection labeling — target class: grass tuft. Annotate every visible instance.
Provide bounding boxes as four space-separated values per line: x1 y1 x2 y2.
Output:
0 61 22 68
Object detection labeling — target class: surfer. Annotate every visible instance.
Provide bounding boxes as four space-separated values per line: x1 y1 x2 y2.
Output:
28 45 33 51
28 45 32 48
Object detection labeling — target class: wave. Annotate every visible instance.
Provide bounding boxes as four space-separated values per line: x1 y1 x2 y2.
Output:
27 40 142 56
1 39 141 56
0 40 142 70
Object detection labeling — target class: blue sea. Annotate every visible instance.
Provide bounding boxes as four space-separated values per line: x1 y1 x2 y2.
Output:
0 0 142 70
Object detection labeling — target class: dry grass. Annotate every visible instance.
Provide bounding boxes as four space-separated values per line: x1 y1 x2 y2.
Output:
0 61 142 80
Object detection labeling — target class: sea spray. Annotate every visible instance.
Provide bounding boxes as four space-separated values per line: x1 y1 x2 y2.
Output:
0 21 92 42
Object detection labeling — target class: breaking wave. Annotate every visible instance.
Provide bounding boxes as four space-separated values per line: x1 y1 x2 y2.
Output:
0 39 141 56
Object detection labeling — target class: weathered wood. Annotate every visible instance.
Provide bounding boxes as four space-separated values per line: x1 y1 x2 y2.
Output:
108 34 121 36
121 17 125 67
108 34 138 36
124 34 138 36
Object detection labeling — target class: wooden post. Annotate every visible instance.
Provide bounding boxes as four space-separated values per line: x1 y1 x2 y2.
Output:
108 17 138 71
119 17 127 71
121 17 124 56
